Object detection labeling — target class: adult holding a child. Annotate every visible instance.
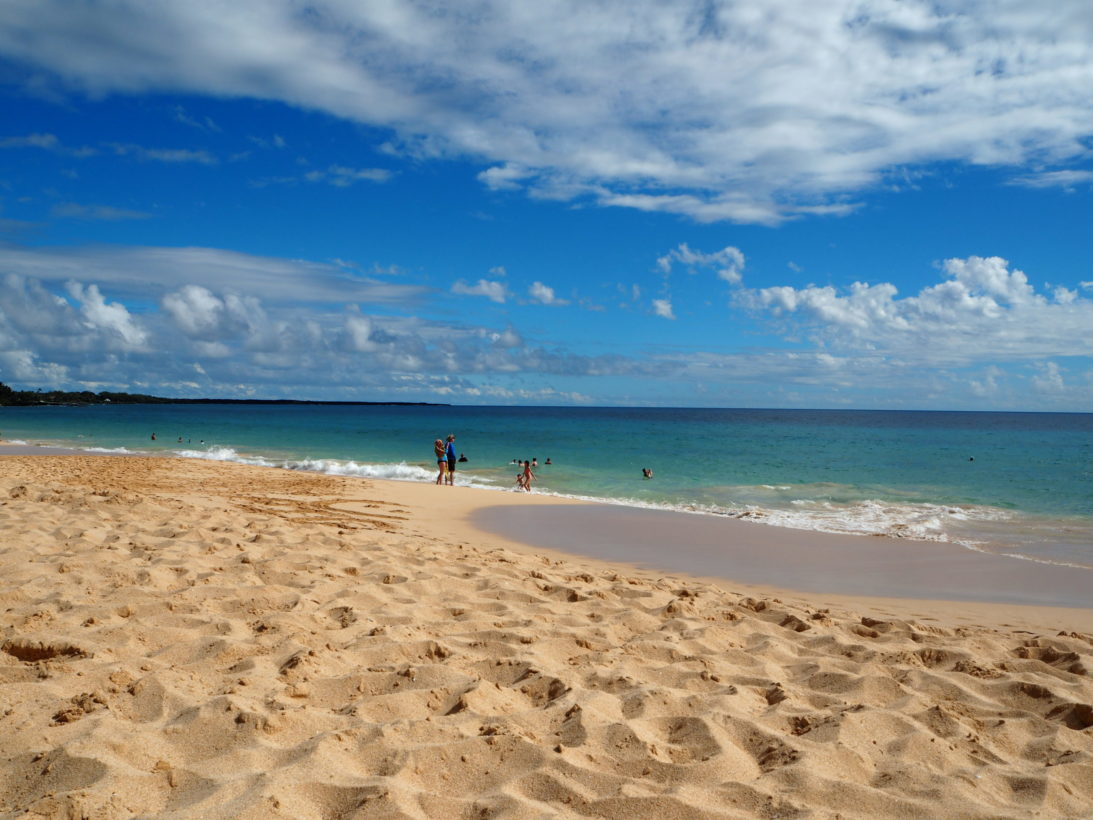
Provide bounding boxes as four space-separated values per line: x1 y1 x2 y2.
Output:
434 438 447 484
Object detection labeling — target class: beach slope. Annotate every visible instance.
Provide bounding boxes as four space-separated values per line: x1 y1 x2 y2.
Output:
0 456 1090 818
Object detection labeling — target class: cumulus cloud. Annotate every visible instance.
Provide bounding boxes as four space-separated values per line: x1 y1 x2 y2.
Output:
1 249 1089 408
1031 361 1065 394
451 279 510 303
0 274 156 382
161 284 264 340
651 298 676 320
344 314 379 353
969 366 1003 398
657 243 745 283
65 282 148 350
528 281 568 306
737 256 1093 365
478 164 531 191
489 327 522 348
3 1 1092 223
2 265 674 397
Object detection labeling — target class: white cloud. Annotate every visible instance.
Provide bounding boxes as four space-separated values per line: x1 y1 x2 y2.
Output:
2 253 1089 408
651 298 675 320
107 142 217 164
657 243 745 283
303 165 392 186
528 281 568 306
65 282 148 350
451 279 509 303
1008 170 1093 190
488 328 522 348
969 366 1002 398
737 256 1093 365
1031 361 1065 394
0 244 426 306
0 132 96 157
51 202 151 221
162 285 225 337
0 133 61 150
478 164 531 191
3 1 1092 223
0 348 68 384
161 284 264 340
344 314 378 353
1053 286 1078 305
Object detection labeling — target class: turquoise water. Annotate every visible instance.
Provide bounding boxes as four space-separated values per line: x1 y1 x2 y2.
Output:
3 404 1091 569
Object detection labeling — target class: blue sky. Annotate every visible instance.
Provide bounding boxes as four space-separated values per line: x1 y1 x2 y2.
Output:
1 1 1091 409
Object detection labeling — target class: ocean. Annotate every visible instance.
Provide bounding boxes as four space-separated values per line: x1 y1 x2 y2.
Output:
2 404 1091 571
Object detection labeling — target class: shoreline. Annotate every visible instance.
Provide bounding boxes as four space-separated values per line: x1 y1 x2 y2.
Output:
1 454 1091 817
2 446 1090 626
5 440 1090 577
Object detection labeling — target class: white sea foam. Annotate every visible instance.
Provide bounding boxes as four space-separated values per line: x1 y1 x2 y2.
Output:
171 445 500 489
285 458 436 483
518 491 1029 553
175 445 275 467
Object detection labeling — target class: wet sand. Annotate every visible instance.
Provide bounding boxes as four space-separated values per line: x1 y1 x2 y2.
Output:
474 504 1093 609
0 443 91 456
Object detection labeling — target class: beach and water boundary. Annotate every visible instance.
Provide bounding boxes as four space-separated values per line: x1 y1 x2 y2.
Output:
0 453 1090 818
3 439 1090 614
2 403 1092 573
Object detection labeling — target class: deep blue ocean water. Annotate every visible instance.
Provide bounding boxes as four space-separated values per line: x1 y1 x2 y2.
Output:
2 404 1091 569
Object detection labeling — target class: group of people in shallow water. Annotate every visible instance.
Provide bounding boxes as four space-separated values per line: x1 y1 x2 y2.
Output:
434 442 654 491
511 457 552 491
432 437 546 493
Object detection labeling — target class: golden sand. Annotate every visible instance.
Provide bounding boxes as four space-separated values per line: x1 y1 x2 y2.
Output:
0 455 1090 818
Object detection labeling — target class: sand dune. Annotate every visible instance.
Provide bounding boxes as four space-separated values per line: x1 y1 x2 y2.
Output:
0 456 1090 818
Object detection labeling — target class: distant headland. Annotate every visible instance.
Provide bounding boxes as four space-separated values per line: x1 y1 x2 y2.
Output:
0 382 445 407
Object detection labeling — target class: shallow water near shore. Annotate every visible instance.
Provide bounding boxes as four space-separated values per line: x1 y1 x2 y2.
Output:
2 403 1091 570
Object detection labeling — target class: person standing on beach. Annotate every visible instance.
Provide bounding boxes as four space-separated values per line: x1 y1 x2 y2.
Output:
434 438 447 484
445 434 457 485
520 459 534 492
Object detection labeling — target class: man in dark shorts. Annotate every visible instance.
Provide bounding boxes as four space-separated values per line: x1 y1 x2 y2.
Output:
445 434 457 485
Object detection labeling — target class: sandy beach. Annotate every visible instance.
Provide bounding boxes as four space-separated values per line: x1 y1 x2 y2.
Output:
0 454 1090 819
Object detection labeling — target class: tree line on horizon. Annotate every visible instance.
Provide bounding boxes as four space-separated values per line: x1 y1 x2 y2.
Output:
0 382 176 406
0 383 441 407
